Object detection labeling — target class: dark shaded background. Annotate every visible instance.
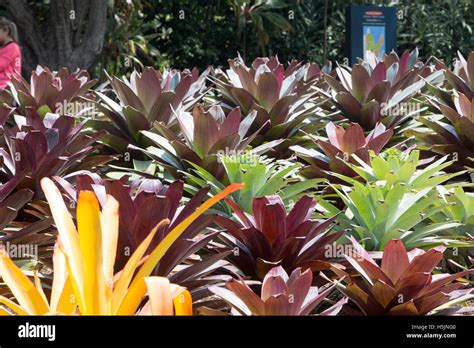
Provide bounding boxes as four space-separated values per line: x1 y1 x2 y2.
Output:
0 0 472 80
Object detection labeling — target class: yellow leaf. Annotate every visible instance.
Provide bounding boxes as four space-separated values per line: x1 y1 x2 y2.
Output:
54 277 76 315
77 190 107 315
118 183 244 315
0 307 12 315
116 277 147 315
173 289 193 316
41 178 84 306
100 195 120 312
0 295 28 315
112 219 170 314
50 243 66 312
145 277 174 315
58 242 86 314
0 250 48 315
136 183 244 282
33 271 48 306
50 243 76 314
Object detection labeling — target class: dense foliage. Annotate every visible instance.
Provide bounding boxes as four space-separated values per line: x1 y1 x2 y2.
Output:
93 0 474 75
0 47 473 316
1 1 472 79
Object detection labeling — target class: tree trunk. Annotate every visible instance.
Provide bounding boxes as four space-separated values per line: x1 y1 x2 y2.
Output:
3 0 108 77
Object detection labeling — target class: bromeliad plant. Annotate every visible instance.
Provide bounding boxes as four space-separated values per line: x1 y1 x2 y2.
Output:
0 177 242 315
138 104 279 179
430 186 474 267
328 180 468 251
410 93 474 169
0 188 54 264
432 186 474 238
0 190 34 232
209 266 347 316
185 153 321 215
212 194 342 280
0 111 109 252
94 67 208 153
324 49 441 132
448 52 473 98
332 239 473 315
409 52 474 169
53 174 232 289
0 106 14 126
291 122 393 178
6 66 96 116
213 55 330 146
331 149 462 190
0 112 107 204
0 241 193 316
1 51 473 318
432 51 473 100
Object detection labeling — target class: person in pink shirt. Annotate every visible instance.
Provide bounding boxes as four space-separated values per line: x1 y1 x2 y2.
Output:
0 17 21 90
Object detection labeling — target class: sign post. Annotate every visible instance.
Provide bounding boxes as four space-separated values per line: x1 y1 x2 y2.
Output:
346 5 397 65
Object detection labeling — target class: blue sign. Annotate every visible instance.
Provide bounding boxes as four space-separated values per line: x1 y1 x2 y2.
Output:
346 5 397 65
